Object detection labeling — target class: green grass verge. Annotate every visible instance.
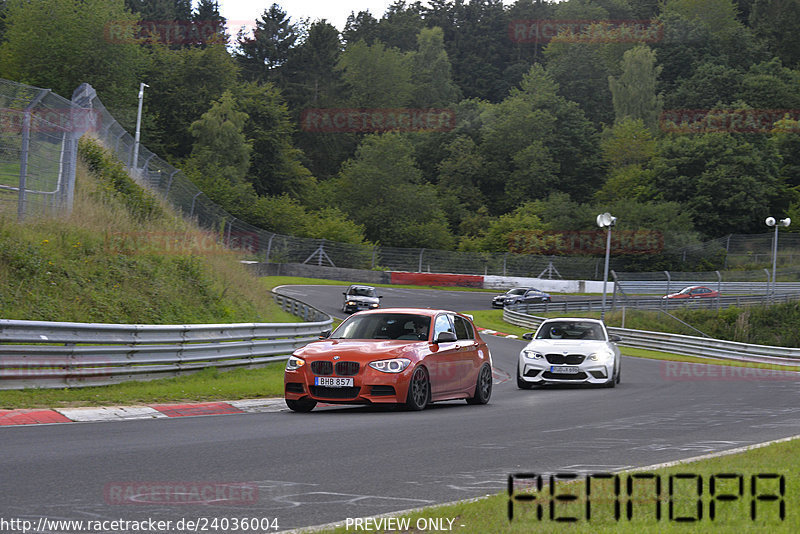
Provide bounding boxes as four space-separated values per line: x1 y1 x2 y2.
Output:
319 437 799 533
0 364 286 409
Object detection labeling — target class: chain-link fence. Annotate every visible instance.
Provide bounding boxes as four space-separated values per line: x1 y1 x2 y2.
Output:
0 78 95 219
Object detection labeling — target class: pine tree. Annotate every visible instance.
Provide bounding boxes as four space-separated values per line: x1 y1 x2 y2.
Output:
236 3 298 82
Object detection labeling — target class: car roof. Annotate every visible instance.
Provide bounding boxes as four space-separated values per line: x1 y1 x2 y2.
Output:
348 284 376 289
352 307 463 319
540 317 606 325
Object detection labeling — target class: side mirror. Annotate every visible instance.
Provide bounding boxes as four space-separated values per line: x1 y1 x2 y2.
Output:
435 331 457 343
342 292 347 296
609 335 621 343
319 330 331 339
522 332 534 340
378 295 384 299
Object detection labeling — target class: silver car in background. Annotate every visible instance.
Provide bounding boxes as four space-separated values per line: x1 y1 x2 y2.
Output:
517 318 621 389
342 284 382 313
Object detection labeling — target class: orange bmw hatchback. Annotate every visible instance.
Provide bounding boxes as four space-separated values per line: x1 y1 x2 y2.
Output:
284 308 493 412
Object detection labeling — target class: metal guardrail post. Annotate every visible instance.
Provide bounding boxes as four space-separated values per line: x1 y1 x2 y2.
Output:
764 268 770 300
17 89 51 221
164 169 178 197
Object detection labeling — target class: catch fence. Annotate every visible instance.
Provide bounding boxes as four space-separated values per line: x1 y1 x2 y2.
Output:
0 79 95 219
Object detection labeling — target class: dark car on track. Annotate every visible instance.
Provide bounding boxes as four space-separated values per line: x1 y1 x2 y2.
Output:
492 287 551 308
284 308 493 412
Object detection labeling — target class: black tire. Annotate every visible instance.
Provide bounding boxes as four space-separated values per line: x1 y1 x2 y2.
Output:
516 366 534 390
286 397 317 412
616 363 621 384
466 364 492 405
404 366 430 411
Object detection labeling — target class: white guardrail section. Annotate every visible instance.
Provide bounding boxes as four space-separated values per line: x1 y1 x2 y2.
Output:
616 281 800 295
0 293 332 390
503 308 800 367
509 292 800 314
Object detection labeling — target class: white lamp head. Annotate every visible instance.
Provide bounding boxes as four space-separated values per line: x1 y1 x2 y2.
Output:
781 217 791 227
766 217 776 227
596 213 617 228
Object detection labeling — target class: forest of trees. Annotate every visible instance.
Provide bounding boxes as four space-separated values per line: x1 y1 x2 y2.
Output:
2 0 800 269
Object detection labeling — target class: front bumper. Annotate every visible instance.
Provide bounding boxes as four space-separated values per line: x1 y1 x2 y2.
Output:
343 301 380 312
518 359 613 385
285 366 412 405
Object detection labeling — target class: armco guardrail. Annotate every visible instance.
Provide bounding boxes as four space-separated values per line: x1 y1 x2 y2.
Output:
503 308 800 367
617 280 800 295
509 292 800 314
0 292 331 390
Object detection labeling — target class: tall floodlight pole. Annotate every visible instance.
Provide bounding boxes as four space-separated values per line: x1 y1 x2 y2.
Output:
765 216 791 299
132 82 149 176
597 212 617 321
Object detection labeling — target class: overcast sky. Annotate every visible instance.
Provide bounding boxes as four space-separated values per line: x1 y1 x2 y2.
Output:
217 1 518 32
218 1 398 32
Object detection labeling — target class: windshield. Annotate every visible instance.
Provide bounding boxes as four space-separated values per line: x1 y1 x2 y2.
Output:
507 288 526 295
536 321 605 341
331 313 431 340
348 287 376 297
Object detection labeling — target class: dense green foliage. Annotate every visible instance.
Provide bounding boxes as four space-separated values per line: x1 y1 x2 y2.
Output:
0 139 291 324
3 0 800 269
599 303 800 348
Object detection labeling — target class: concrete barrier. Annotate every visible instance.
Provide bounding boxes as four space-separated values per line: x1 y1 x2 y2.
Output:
248 263 610 293
246 262 391 284
390 271 484 287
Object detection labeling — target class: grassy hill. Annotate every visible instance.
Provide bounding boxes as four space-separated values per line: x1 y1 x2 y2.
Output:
0 138 294 324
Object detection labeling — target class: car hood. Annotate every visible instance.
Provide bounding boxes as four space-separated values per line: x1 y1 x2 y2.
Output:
522 339 611 353
295 339 422 361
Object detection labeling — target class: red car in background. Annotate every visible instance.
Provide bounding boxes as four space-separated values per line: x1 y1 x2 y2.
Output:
284 308 493 412
663 285 720 299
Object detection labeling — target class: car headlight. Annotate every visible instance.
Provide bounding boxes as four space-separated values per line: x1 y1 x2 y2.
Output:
522 349 543 360
286 355 306 371
369 358 411 373
589 349 615 362
347 300 356 305
370 303 379 307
